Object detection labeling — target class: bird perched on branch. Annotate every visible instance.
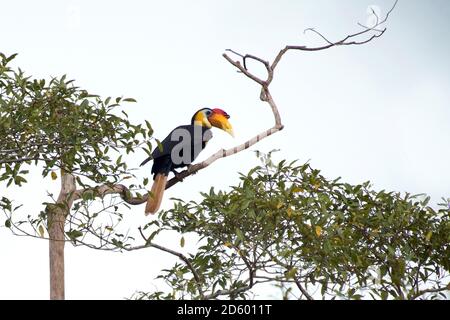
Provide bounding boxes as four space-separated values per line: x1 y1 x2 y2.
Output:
140 108 234 214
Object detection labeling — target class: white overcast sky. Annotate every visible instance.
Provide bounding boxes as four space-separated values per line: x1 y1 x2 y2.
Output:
0 0 449 299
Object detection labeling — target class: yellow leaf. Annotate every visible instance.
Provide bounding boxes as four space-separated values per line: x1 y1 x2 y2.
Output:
292 187 303 193
38 225 45 237
286 267 298 279
315 226 323 237
313 182 320 190
286 208 293 218
224 242 232 248
180 236 185 248
51 171 57 180
105 226 113 232
276 202 283 209
425 231 432 242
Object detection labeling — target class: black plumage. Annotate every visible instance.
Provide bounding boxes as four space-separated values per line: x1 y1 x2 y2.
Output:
141 107 232 214
140 124 212 178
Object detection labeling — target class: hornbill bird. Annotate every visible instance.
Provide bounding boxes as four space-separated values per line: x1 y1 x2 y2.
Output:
140 108 233 214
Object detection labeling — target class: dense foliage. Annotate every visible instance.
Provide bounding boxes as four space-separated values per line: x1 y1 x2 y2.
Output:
0 52 152 186
141 153 450 300
0 52 152 246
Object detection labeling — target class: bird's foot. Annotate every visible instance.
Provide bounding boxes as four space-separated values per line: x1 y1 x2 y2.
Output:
172 170 184 182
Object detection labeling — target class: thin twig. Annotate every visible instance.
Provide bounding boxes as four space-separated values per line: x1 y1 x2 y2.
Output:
409 284 450 300
271 0 398 74
294 277 314 300
137 227 205 299
14 2 397 210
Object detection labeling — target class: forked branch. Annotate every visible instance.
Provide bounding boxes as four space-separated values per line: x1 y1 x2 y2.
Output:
74 1 397 205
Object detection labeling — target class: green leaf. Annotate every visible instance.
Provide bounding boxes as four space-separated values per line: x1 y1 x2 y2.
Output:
80 99 89 109
123 98 137 103
180 236 185 248
5 219 11 228
14 176 27 186
156 139 163 152
66 230 83 240
38 225 45 237
286 268 297 279
235 228 245 242
6 53 18 62
145 120 152 131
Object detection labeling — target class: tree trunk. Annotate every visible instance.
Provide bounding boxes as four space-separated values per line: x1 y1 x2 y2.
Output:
48 170 76 300
49 213 66 300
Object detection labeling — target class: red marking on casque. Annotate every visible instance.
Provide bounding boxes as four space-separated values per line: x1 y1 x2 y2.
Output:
212 108 230 119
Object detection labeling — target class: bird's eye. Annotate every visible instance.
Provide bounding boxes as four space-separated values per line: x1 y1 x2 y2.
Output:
205 110 212 116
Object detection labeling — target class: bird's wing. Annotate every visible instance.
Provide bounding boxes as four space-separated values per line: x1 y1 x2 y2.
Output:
141 125 211 167
151 125 193 159
140 126 186 167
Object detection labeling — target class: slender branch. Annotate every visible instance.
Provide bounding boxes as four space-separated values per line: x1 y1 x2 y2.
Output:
414 260 423 297
409 284 450 300
271 0 397 74
162 1 397 192
73 183 146 205
4 2 396 213
70 78 284 202
137 227 205 299
236 246 255 292
222 53 266 86
225 49 272 78
203 282 253 300
253 275 296 284
304 28 334 45
166 123 283 189
294 277 314 300
0 156 39 164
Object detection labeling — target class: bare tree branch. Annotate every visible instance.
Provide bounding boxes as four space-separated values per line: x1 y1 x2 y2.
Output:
164 61 283 189
271 0 397 73
136 227 205 299
63 0 399 250
4 1 398 212
409 283 450 300
304 28 334 45
165 123 282 189
0 156 39 164
294 277 314 300
73 183 145 204
161 1 398 192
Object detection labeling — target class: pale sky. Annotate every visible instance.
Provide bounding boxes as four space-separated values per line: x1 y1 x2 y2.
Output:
0 0 449 299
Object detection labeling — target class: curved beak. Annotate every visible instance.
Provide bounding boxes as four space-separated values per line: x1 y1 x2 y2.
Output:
209 112 234 137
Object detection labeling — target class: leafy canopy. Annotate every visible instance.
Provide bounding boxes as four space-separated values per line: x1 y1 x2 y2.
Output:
1 52 154 247
141 153 450 300
0 52 152 187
